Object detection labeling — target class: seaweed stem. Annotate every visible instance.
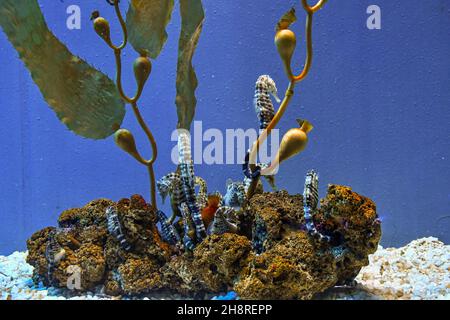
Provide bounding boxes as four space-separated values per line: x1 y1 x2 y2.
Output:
147 163 157 210
114 49 133 103
247 0 326 199
130 102 158 209
99 0 159 209
246 81 296 198
131 103 158 165
292 11 313 83
301 0 328 14
113 0 128 50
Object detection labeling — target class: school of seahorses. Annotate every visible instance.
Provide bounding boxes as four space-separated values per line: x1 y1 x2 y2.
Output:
108 75 331 253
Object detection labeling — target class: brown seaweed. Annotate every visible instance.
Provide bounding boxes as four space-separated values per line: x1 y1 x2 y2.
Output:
126 0 175 58
0 0 125 139
175 0 205 131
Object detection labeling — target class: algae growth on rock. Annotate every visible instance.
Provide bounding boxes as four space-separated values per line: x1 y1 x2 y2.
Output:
27 185 381 299
1 0 383 299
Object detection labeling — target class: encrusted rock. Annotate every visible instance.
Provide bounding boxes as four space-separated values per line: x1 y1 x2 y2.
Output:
104 271 122 296
248 191 304 252
26 185 381 299
26 227 55 281
316 185 382 284
75 244 106 289
118 257 162 294
235 232 337 299
27 195 170 293
159 254 205 295
192 234 253 292
58 199 114 228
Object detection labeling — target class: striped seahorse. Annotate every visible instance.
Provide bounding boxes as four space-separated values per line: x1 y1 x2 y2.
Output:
223 179 246 209
222 177 267 210
157 172 208 224
179 202 196 251
303 170 331 243
243 163 276 193
106 206 132 251
45 229 66 286
207 206 238 236
242 151 277 196
155 209 181 246
254 75 280 130
194 176 208 210
178 130 207 242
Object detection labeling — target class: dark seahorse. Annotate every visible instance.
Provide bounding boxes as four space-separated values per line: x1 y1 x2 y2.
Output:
106 206 132 251
242 151 277 194
155 209 181 246
178 130 207 242
303 170 331 242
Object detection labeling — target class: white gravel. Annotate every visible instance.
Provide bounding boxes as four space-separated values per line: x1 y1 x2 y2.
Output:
355 237 450 300
1 237 449 300
320 237 450 300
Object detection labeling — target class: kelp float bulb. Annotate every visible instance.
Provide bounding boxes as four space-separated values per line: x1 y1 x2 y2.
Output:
134 55 152 90
93 16 112 46
275 29 297 78
277 119 313 164
114 129 147 165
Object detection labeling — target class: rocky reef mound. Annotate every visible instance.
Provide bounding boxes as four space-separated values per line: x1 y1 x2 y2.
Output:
26 185 381 299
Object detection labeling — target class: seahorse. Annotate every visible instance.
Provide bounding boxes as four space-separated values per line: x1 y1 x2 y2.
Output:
45 229 66 286
254 75 280 130
222 179 246 209
222 176 268 209
303 170 331 243
207 206 238 236
155 209 181 246
178 130 207 242
253 214 268 254
106 206 132 251
157 172 208 224
242 151 277 195
179 202 196 251
194 176 208 210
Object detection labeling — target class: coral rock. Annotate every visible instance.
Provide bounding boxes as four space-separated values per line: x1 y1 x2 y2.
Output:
316 185 382 284
27 195 170 294
248 191 304 252
26 186 381 299
118 257 162 294
192 234 253 292
235 232 337 299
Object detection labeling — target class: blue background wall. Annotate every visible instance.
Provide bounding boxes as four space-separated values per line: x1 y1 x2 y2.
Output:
0 0 449 254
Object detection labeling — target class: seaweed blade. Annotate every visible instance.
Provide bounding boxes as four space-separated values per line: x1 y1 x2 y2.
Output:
176 0 205 131
126 0 175 58
0 0 125 139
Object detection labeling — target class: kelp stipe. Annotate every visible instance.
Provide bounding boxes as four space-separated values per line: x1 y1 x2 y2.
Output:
246 0 328 199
